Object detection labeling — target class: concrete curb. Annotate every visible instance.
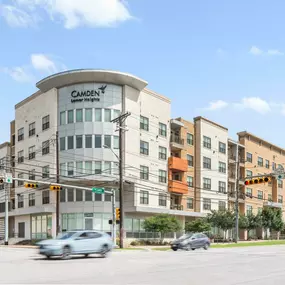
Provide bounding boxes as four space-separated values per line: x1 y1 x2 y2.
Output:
0 245 38 249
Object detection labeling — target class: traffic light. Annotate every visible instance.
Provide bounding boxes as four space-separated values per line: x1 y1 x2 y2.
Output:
244 176 270 185
49 185 62 191
25 183 38 188
116 208 120 220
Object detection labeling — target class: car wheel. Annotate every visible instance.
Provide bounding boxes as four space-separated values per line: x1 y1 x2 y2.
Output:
100 245 109 257
186 244 191 251
46 255 50 259
84 254 89 258
191 248 195 251
171 248 178 251
204 243 209 250
62 246 71 260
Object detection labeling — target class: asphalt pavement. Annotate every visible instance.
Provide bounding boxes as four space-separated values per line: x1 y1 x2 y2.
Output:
0 245 285 284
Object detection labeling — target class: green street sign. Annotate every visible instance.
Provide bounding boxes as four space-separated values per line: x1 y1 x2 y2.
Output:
92 187 105 194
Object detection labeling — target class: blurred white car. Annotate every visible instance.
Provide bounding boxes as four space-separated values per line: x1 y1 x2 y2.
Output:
37 230 114 259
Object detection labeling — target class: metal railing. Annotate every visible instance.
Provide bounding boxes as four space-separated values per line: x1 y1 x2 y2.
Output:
170 135 184 145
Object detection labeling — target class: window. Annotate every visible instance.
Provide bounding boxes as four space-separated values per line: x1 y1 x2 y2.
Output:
159 123 167 137
187 176 193 187
29 193 35 207
278 195 283 204
113 109 120 119
187 198 193 209
187 133 193 145
95 193 102 201
68 110 74 123
95 161 102 174
18 150 24 164
60 137 66 151
159 170 167 183
257 157 263 167
76 161 83 176
203 157 211 169
219 201 226 211
140 166 149 180
85 190 92 202
140 116 149 131
60 163 66 177
257 190 263 200
246 152 252 163
114 136 119 149
95 108 102 121
42 166 49 178
42 190 50 204
246 188 252 198
105 193 112 202
18 173 24 186
159 146 167 160
85 108 93 122
140 140 149 155
29 122 36 137
76 189 83 201
246 170 253 178
85 135 92 148
18 128 24 141
219 142 226 154
203 136 211 149
18 195 24 208
104 109 111 122
265 160 270 169
76 135 83 149
158 193 167 206
104 161 111 174
268 194 272 201
95 135 102 148
60 111 66 125
29 145 36 160
85 161 93 175
219 181 226 193
104 135 111 148
272 162 276 171
258 207 263 214
42 140 50 155
219 162 226 173
67 162 74 176
246 205 253 216
29 169 35 180
278 179 283 188
42 115 50 131
140 190 149 204
75 109 83 122
60 189 66 202
68 136 74 149
203 178 211 189
67 189 74 202
187 154 193 167
203 198 211 210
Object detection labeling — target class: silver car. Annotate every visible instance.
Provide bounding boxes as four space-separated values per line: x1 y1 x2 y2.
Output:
171 233 211 251
37 230 114 259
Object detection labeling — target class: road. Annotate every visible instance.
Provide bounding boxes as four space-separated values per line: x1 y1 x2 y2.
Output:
1 246 285 284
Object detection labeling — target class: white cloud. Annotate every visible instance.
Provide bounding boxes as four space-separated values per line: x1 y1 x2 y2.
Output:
2 0 132 29
267 49 284 56
238 97 271 114
249 46 263 56
31 54 58 73
204 100 228 111
1 66 35 82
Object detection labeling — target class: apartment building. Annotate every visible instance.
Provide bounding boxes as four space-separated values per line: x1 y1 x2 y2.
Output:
194 117 228 213
169 118 195 213
238 132 285 215
227 138 245 214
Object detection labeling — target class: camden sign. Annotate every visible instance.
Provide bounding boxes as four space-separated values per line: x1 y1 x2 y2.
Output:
70 85 107 103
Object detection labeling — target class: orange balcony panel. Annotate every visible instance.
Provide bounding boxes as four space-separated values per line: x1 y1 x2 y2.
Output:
168 157 188 172
169 180 188 195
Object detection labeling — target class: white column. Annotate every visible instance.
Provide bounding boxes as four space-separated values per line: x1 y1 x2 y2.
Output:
51 213 57 238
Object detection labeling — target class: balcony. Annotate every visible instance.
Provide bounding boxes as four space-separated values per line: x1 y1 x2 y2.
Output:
168 157 188 172
168 180 188 195
170 204 184 211
228 191 245 203
170 135 184 150
263 201 283 209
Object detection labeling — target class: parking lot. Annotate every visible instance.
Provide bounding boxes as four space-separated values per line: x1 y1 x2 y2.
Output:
1 245 285 284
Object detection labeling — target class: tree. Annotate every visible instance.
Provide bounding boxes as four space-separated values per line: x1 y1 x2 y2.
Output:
238 214 249 230
247 213 262 239
142 214 182 241
272 209 284 239
185 218 211 233
262 207 284 239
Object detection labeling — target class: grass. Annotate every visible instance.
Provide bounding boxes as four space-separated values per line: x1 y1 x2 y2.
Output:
211 240 285 248
114 247 146 251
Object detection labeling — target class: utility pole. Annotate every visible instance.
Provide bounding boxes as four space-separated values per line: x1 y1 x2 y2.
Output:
234 146 240 243
111 112 131 248
4 183 8 245
112 189 116 245
55 131 60 236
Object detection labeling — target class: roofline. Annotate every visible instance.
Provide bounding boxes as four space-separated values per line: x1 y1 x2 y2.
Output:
174 117 194 125
228 138 245 148
143 88 171 103
0 142 11 149
237 131 285 153
194 116 228 131
15 90 42 109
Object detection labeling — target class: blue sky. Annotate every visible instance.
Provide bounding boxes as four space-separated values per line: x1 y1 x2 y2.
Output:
1 0 285 146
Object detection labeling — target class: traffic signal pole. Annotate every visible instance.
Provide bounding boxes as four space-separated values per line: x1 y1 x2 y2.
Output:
4 183 8 245
112 190 116 246
55 131 60 236
234 147 240 243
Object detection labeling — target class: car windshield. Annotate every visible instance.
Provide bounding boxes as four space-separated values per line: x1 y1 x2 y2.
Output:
178 234 193 240
57 232 77 240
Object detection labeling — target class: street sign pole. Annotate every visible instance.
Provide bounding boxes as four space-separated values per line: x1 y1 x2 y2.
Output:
112 189 116 246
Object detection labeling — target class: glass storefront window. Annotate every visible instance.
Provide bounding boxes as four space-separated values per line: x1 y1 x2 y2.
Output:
31 214 52 239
